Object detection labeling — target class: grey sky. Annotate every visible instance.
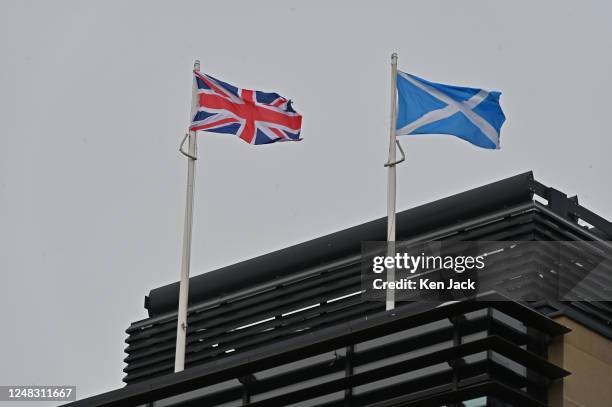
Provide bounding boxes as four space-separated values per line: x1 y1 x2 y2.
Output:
1 0 611 404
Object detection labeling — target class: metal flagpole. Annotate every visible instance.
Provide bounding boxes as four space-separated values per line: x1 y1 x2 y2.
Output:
386 53 399 311
175 59 200 372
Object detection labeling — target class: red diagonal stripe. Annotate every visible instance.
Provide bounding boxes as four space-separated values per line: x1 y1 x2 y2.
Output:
195 71 235 100
191 117 239 131
199 93 302 130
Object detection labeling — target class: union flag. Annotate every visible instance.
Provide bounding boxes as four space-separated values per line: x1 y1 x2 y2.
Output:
190 71 302 145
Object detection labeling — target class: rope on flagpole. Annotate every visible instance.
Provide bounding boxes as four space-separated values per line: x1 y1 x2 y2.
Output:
180 133 198 160
384 140 405 167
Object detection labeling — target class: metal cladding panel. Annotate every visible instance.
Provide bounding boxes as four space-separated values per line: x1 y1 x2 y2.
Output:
146 172 535 317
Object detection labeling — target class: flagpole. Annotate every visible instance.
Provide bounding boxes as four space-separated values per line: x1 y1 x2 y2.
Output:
386 53 398 311
175 59 200 372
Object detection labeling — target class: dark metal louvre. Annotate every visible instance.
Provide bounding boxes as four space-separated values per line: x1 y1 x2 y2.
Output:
116 171 612 399
124 202 611 385
125 261 377 383
65 294 570 407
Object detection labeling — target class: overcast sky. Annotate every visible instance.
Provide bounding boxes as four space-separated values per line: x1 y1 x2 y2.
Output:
2 0 611 404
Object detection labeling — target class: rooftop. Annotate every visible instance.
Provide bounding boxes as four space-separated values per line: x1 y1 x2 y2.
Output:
62 171 611 407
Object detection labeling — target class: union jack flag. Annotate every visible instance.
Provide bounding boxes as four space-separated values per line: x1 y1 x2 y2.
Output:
190 71 302 145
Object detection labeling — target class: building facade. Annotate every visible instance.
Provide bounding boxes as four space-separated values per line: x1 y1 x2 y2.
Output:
63 172 611 407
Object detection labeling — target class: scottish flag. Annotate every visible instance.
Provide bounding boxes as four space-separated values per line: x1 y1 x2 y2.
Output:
396 71 506 149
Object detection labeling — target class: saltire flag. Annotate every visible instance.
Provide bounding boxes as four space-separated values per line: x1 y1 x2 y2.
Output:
395 71 505 149
190 71 302 145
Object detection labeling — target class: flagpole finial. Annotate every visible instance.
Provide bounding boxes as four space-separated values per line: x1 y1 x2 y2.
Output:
194 60 200 72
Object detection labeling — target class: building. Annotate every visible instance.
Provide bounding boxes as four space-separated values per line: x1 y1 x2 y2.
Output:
63 171 612 407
